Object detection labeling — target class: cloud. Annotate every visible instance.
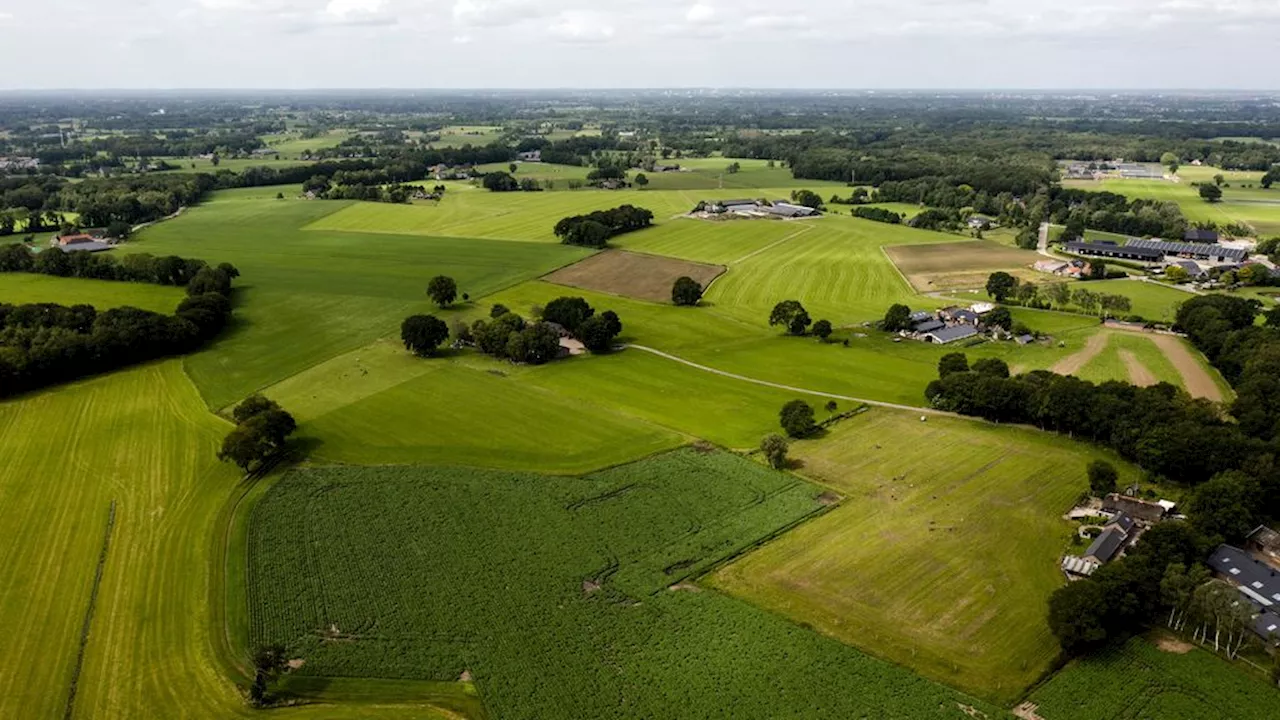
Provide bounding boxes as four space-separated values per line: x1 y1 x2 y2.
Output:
548 11 615 42
686 3 714 22
326 0 385 16
452 0 544 28
743 14 810 29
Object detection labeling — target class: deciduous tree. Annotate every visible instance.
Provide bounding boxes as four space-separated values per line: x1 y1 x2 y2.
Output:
769 300 812 336
779 399 816 438
426 275 458 307
671 276 703 306
401 314 450 356
761 434 789 470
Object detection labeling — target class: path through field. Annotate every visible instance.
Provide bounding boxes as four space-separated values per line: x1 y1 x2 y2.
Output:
1120 349 1158 387
1147 334 1224 402
1051 332 1109 375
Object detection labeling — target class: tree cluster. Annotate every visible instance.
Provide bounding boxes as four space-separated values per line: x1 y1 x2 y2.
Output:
552 205 654 248
465 297 623 364
851 206 904 224
217 395 297 473
0 243 234 289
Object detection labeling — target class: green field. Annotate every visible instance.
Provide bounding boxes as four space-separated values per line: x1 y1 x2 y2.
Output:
248 450 1002 720
712 409 1142 703
0 272 185 313
1056 278 1192 322
640 157 848 191
0 361 465 719
1028 636 1280 719
261 129 357 157
1063 169 1280 236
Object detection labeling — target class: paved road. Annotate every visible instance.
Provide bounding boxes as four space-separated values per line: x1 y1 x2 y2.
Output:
1037 221 1056 258
624 344 965 418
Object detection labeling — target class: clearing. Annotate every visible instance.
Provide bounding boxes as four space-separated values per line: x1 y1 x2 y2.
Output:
248 448 1001 720
710 408 1141 704
542 249 725 303
0 272 184 314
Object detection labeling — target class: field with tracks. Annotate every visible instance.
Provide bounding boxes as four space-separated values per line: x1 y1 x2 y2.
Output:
712 408 1142 703
248 449 1002 720
885 239 1041 292
543 249 724 303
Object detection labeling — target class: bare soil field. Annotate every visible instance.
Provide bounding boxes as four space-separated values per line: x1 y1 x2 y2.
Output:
543 249 726 303
884 240 1039 292
1121 349 1158 387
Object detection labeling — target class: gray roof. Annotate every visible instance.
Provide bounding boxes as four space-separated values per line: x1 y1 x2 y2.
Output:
924 325 979 344
718 199 756 208
1065 241 1165 261
914 319 945 333
1126 238 1248 262
1168 260 1204 275
769 202 818 217
725 204 760 213
1185 228 1220 242
951 309 981 323
909 310 933 322
1084 526 1127 563
1209 545 1280 608
58 241 113 253
1254 609 1280 641
1108 512 1135 535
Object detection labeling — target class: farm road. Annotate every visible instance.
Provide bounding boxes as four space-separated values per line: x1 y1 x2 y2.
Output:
624 344 962 418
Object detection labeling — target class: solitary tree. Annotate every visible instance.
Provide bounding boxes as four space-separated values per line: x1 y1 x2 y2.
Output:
986 272 1019 302
768 300 812 336
779 399 817 438
1213 173 1225 187
881 303 913 332
671 276 704 306
218 426 273 472
427 275 458 307
1087 460 1118 497
249 644 289 707
509 162 518 174
232 394 281 425
812 319 833 341
634 173 649 188
1199 184 1223 203
401 314 450 356
761 434 789 470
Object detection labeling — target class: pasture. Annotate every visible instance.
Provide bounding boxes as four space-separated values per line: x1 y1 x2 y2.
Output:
1050 278 1190 323
260 129 357 157
1027 636 1280 719
0 361 462 719
711 408 1142 703
542 249 725 303
885 239 1041 292
1063 170 1280 236
0 272 184 313
248 449 1002 720
640 157 849 191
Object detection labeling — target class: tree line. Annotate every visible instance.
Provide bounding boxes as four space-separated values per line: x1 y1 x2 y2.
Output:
1 173 214 229
553 205 654 248
0 263 238 398
0 243 228 288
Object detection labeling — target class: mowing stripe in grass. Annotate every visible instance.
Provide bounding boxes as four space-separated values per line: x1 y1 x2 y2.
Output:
63 500 116 720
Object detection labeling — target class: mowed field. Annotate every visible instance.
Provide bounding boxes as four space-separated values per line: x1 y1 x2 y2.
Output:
542 249 725 303
0 361 466 720
247 450 1003 720
1063 168 1280 236
711 408 1142 703
885 239 1041 292
0 272 185 313
1028 636 1280 719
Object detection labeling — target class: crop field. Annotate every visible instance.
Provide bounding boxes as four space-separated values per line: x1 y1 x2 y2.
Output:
121 193 589 409
885 239 1041 292
711 408 1142 703
0 272 184 313
0 361 463 719
248 450 1002 720
542 249 725 303
1027 636 1280 719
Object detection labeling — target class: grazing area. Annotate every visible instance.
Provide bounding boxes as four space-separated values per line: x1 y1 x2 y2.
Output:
1063 172 1280 236
542 249 724 303
0 272 184 313
248 449 1001 720
712 408 1141 703
886 240 1040 292
1027 636 1280 719
612 217 806 265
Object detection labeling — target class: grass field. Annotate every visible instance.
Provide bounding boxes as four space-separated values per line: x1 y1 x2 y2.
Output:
711 408 1142 703
542 249 725 303
429 125 504 148
261 129 357 157
0 272 184 313
121 192 590 409
1027 635 1280 719
0 361 465 719
611 217 807 265
1063 169 1280 236
638 157 848 191
248 450 1002 720
1055 278 1192 323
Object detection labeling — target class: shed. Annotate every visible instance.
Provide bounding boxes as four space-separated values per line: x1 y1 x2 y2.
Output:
922 325 979 344
1083 526 1128 564
1102 493 1167 523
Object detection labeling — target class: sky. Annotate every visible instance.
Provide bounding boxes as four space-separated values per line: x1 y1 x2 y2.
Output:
3 0 1280 89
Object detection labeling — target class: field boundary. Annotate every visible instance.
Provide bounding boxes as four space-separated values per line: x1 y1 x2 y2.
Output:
63 500 116 720
729 223 814 265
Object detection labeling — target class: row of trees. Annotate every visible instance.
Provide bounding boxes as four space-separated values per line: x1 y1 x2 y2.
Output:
985 272 1133 318
552 205 654 248
850 206 904 224
0 243 233 289
217 395 298 472
0 263 237 398
1 173 215 228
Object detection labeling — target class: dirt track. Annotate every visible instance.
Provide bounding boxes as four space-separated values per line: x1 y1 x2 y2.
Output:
1120 350 1157 387
1147 334 1224 402
1051 332 1109 375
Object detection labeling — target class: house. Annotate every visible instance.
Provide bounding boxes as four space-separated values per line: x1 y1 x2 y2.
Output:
58 241 113 253
1102 493 1168 524
940 307 982 325
517 150 542 162
1207 544 1280 643
1247 526 1280 570
1082 512 1137 564
1184 228 1220 243
909 310 933 323
922 325 979 344
967 215 995 229
1166 260 1206 279
1035 260 1069 275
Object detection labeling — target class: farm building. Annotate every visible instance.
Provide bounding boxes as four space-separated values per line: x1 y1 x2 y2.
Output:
1061 555 1099 578
517 150 542 162
1166 260 1207 279
1101 493 1169 524
1083 512 1135 564
1064 238 1247 265
58 241 113 254
921 325 980 344
1207 544 1280 644
1064 241 1165 262
1247 525 1280 569
1184 228 1220 243
767 202 820 218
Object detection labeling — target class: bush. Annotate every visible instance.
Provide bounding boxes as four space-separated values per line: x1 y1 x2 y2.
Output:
761 434 789 469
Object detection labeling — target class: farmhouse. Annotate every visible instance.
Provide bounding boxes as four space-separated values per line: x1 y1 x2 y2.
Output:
1083 512 1135 564
1166 260 1207 279
1207 544 1280 645
1184 228 1220 243
967 214 995 229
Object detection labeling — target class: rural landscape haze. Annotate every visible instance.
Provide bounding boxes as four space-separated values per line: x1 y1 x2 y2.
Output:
3 3 1280 719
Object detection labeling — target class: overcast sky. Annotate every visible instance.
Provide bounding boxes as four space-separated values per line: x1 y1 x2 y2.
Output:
4 0 1279 89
